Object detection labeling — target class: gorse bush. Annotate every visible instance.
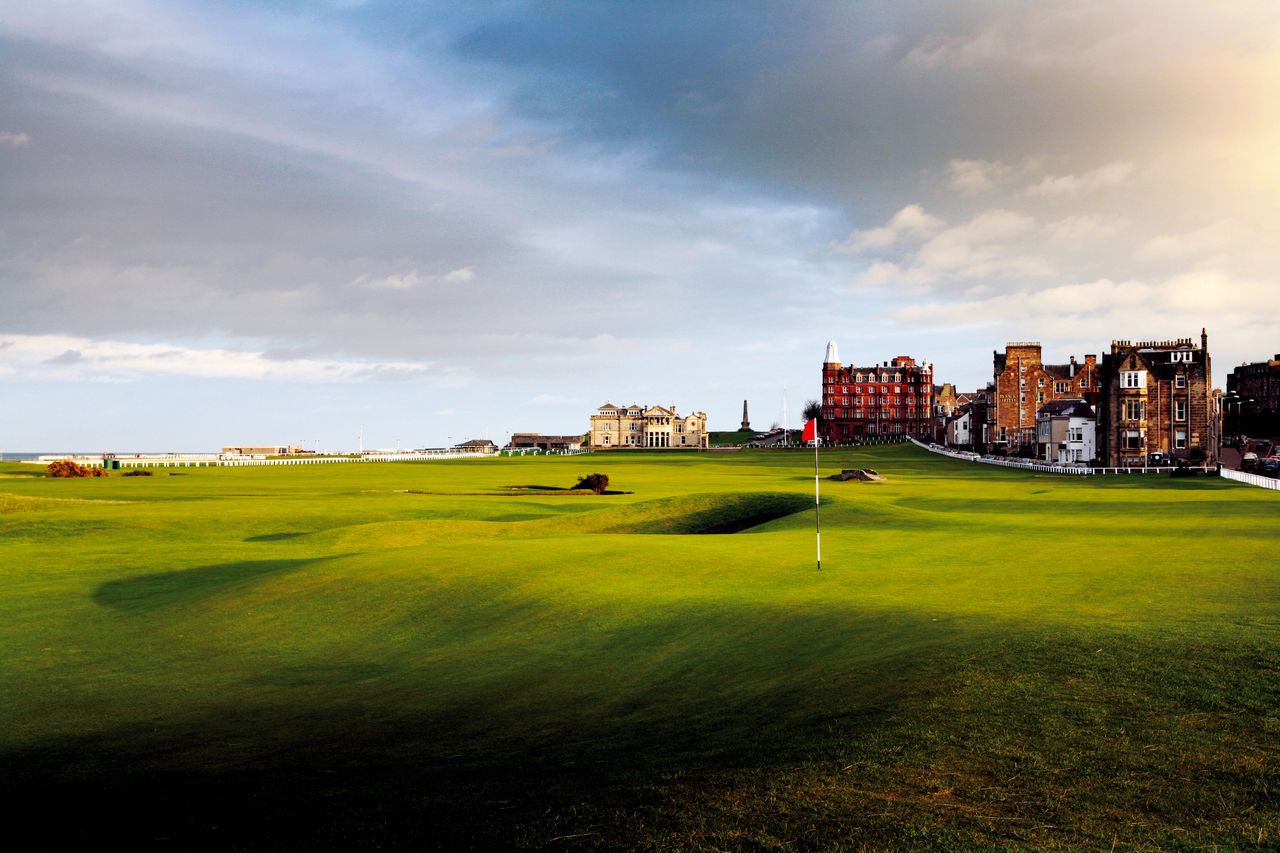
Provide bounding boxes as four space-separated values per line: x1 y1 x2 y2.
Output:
573 473 609 494
47 460 106 478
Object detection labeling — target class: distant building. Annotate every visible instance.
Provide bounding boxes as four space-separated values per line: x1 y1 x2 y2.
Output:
992 343 1099 454
820 341 933 442
1224 353 1280 438
1097 331 1214 466
221 444 307 457
507 434 584 452
454 439 498 452
589 403 708 449
946 408 975 448
932 383 959 443
1036 399 1097 463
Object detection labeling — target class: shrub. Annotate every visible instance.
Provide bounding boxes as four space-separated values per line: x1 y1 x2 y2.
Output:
573 473 610 494
123 470 153 477
47 459 98 478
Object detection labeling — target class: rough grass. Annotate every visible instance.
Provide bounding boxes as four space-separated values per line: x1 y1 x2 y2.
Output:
0 451 1277 850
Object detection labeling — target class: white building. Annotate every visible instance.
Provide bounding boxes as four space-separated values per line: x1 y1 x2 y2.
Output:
1036 399 1097 463
946 409 973 448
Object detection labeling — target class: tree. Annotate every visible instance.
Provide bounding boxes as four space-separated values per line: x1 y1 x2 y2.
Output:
802 399 821 422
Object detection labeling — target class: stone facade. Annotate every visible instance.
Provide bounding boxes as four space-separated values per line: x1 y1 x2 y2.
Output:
820 341 933 442
932 383 959 443
992 343 1099 454
1097 331 1214 466
589 403 709 449
1225 354 1280 438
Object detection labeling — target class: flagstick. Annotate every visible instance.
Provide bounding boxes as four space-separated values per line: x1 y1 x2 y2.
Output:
814 421 821 571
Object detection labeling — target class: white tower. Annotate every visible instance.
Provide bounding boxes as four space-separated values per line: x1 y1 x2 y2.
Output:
824 340 840 365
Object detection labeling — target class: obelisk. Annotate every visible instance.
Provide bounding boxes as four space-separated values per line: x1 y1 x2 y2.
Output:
740 400 751 431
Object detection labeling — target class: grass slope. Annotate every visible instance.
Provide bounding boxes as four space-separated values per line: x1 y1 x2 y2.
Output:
1 447 1278 850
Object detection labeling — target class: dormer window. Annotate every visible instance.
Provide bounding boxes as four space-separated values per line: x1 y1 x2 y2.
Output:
1121 371 1146 389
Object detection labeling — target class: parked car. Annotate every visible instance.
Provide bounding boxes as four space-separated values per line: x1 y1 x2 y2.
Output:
1242 452 1259 472
1258 457 1280 478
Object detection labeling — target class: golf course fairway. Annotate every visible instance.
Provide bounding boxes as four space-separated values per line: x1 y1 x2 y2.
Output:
2 445 1277 849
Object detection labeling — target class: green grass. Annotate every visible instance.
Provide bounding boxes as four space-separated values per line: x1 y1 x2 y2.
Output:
709 429 755 446
1 448 1278 850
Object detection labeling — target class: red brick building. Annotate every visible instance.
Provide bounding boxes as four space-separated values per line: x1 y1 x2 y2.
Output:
992 342 1099 453
821 341 933 442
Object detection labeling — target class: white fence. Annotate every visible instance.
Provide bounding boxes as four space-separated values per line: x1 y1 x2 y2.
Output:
1220 466 1280 491
908 437 1280 490
31 450 500 468
908 437 1093 475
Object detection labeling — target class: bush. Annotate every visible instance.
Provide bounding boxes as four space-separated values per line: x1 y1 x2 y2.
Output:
573 473 610 494
123 470 153 477
47 459 100 478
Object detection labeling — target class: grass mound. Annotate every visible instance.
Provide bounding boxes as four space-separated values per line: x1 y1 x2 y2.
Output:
601 492 812 534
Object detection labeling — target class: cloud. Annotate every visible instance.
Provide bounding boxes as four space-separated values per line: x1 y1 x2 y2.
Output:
442 266 475 283
1137 220 1243 262
352 266 476 289
44 348 84 365
0 131 30 147
837 204 943 254
1027 162 1134 197
0 333 458 383
851 207 1048 288
531 393 578 405
947 159 1009 193
1044 214 1128 247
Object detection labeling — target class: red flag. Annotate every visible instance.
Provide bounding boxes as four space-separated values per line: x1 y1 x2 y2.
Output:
801 418 818 443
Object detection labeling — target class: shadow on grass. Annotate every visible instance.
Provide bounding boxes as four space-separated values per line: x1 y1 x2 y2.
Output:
93 556 337 612
244 531 311 542
604 492 812 535
6 606 1277 851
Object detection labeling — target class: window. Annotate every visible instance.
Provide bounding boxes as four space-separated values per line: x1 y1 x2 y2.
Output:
1175 374 1187 389
1124 400 1145 420
1171 351 1193 363
1175 429 1187 449
1055 382 1068 394
1175 399 1187 422
1121 371 1146 389
1069 427 1083 442
1038 378 1045 387
1020 393 1026 403
1124 430 1143 450
602 434 610 445
895 386 901 393
1037 392 1045 403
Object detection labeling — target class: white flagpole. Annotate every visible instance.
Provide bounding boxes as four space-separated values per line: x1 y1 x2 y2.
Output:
813 419 821 571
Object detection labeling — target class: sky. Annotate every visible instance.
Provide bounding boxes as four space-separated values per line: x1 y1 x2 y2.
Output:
1 1 1277 450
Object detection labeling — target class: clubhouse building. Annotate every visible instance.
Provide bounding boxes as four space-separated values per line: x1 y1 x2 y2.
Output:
589 403 709 449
